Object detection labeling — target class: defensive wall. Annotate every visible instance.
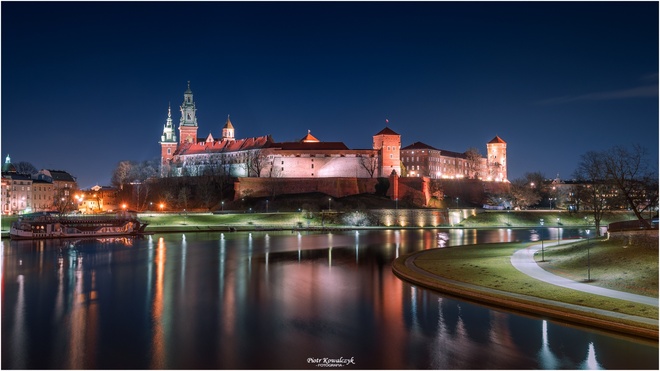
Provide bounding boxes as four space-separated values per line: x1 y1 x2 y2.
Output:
234 175 510 207
234 177 380 200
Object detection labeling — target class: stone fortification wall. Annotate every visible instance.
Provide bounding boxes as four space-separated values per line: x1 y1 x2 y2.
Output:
395 177 430 206
234 177 379 200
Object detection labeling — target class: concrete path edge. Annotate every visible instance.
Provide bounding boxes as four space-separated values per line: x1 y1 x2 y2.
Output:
392 248 659 341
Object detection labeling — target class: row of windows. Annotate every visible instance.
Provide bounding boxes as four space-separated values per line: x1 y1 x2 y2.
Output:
403 156 465 165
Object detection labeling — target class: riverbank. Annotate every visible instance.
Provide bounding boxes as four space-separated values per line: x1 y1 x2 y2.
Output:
392 237 659 341
1 210 639 237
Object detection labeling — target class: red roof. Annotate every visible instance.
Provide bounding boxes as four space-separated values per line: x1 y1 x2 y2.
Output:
374 127 399 136
489 135 506 144
175 135 274 155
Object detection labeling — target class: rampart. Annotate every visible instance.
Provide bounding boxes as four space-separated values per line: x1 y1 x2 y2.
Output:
234 177 380 200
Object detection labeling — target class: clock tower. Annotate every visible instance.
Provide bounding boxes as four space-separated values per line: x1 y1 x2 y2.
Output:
179 81 198 144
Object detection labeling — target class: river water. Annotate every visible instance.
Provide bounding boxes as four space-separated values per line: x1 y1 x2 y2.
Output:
1 228 657 369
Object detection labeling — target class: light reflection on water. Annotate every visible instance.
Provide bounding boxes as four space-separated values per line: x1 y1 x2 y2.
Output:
1 229 657 369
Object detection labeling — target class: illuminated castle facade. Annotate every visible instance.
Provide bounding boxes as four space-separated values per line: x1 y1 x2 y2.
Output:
159 83 506 182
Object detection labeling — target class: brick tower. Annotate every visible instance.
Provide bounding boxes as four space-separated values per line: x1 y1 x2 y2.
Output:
486 135 507 181
179 81 198 144
373 126 401 177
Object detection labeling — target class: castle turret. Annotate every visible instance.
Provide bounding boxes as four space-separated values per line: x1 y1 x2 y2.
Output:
222 115 235 141
487 135 507 181
179 81 198 144
159 104 178 175
373 126 401 177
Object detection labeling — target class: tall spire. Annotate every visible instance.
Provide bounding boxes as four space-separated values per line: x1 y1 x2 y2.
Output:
161 104 177 143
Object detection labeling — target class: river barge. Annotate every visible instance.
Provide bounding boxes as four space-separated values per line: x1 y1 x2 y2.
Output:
9 211 149 240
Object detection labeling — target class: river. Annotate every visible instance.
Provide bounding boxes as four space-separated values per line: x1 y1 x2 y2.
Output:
1 228 657 369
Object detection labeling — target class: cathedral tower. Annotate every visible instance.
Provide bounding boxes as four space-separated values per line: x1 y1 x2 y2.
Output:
159 104 178 175
487 136 507 181
179 81 198 144
373 126 401 177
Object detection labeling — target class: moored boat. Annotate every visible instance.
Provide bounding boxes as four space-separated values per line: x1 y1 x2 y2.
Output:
10 211 148 240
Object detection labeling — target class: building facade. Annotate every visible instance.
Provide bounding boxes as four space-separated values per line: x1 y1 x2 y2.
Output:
1 155 78 215
401 136 507 181
159 83 507 183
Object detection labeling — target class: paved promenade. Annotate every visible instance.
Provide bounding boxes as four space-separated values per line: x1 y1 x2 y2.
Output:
511 240 659 307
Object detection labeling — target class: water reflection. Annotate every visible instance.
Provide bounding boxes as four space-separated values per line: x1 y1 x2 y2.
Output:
1 229 657 369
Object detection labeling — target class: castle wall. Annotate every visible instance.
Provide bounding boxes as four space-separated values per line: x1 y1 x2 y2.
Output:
234 177 380 200
267 152 375 178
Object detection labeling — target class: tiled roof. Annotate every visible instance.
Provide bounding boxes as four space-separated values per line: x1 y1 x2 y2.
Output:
489 135 506 144
300 130 320 142
175 135 274 155
374 127 399 136
401 142 467 158
47 170 76 182
223 116 234 129
401 141 438 150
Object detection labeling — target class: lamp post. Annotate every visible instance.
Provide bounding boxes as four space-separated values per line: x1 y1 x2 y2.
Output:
160 203 164 212
557 217 561 246
586 230 591 282
221 201 224 211
266 200 269 213
455 197 459 208
328 198 332 211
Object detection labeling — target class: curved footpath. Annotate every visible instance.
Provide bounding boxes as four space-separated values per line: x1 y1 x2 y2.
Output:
392 239 659 340
512 240 659 307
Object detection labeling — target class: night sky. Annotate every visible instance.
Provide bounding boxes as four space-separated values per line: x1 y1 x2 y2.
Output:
2 2 658 189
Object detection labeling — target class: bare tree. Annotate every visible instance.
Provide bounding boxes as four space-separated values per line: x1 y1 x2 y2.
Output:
177 186 191 210
508 178 542 209
53 187 76 215
111 161 133 190
573 151 610 235
603 144 657 227
246 149 268 177
359 155 379 178
130 160 159 211
15 161 37 175
464 148 482 179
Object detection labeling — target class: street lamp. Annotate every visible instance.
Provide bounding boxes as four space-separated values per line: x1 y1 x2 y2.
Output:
557 217 561 246
266 200 269 213
455 197 459 208
159 203 164 212
221 201 225 211
328 198 332 211
586 230 591 282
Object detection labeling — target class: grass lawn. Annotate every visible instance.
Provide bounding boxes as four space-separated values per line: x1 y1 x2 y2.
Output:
412 241 658 321
540 237 658 297
141 212 318 231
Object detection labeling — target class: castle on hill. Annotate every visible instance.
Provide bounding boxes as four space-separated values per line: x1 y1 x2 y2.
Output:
159 82 507 182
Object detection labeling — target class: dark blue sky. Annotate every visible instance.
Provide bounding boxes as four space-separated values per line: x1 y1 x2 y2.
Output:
2 2 658 188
